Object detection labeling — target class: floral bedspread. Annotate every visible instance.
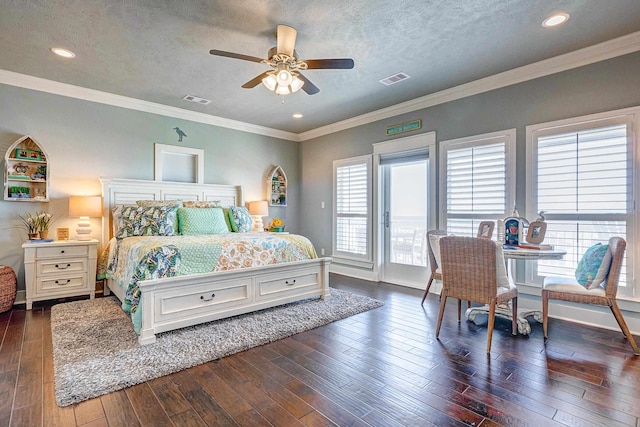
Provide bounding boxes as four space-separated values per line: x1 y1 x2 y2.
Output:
98 233 317 332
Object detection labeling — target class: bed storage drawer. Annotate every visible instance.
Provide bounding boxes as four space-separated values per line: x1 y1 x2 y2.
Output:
153 278 252 323
256 269 321 301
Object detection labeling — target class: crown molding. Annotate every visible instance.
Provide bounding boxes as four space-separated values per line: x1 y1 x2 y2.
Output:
0 70 300 142
1 31 639 143
298 31 640 141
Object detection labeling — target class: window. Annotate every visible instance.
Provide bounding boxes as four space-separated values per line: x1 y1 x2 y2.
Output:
333 155 372 262
440 130 516 236
526 110 636 295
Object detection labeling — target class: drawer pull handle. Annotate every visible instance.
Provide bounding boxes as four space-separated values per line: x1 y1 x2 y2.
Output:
60 250 65 254
200 293 216 302
55 279 71 285
285 279 296 286
55 264 71 269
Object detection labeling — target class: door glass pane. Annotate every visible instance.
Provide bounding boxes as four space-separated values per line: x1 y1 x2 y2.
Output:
390 161 427 266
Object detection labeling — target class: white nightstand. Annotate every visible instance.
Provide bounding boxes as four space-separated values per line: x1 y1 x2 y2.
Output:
22 239 98 309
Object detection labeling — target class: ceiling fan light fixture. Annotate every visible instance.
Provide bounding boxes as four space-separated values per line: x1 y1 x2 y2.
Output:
290 76 304 93
262 73 277 91
275 85 291 95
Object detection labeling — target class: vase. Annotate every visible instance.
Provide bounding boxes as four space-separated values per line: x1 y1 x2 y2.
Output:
39 230 49 239
28 233 39 240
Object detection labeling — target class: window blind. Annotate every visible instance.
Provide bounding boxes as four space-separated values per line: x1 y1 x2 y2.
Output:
441 131 514 237
534 123 630 286
334 160 369 257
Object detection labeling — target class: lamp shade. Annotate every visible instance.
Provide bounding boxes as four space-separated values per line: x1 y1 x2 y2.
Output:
69 196 102 217
248 200 269 216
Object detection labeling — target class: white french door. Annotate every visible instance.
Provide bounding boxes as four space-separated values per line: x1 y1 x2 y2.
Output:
381 157 430 286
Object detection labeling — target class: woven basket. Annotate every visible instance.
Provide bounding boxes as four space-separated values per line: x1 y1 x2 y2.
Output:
0 266 17 313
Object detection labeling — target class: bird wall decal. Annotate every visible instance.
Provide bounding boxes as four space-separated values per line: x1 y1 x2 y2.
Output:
174 127 187 142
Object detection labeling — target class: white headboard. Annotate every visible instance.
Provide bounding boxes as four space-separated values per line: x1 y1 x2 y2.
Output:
100 177 243 244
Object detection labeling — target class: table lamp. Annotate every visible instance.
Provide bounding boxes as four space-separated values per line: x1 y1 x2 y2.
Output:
69 196 102 240
248 200 269 232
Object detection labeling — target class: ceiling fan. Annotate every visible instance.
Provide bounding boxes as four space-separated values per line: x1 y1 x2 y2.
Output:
209 24 354 96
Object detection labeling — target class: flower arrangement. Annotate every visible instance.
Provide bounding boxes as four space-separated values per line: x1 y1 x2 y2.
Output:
36 211 54 232
270 218 285 232
18 210 56 239
18 212 39 234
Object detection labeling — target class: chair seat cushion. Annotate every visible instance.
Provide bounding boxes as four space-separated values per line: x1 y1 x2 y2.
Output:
543 275 606 296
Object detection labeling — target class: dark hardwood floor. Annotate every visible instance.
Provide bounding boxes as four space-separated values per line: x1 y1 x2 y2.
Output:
2 273 640 426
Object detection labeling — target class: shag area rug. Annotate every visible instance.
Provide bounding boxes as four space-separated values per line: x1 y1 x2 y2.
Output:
51 288 383 407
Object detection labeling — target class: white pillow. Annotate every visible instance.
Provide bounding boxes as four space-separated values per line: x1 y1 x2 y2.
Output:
494 243 513 289
428 234 443 271
590 246 612 289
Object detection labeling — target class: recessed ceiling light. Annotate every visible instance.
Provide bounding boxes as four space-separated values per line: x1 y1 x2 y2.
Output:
542 12 570 28
292 113 303 119
50 47 76 58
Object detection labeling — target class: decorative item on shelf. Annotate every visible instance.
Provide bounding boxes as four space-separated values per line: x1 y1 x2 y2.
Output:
248 200 269 232
14 149 30 159
69 195 102 240
269 217 285 232
18 211 40 239
36 211 55 239
56 227 70 241
9 186 31 198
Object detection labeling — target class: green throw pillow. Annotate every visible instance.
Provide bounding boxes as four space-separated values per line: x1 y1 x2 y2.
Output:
226 208 239 232
177 208 229 235
575 243 609 287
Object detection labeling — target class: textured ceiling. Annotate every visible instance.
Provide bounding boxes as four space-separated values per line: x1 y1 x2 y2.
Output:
2 1 640 134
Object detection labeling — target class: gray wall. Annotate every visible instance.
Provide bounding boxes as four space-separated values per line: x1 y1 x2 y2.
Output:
299 51 640 255
0 84 299 292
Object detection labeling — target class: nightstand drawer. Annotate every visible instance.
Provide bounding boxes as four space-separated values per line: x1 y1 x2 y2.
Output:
36 245 88 259
36 274 88 294
37 258 87 275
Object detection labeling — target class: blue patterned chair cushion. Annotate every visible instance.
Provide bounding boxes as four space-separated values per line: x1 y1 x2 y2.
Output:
575 243 610 288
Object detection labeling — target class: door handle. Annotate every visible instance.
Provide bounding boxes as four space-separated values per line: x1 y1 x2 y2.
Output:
384 211 390 228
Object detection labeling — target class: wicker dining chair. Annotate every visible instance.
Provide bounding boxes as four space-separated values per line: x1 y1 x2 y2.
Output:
436 236 518 353
421 229 447 305
542 237 639 355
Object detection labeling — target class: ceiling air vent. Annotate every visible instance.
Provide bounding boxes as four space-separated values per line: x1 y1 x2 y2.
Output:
182 95 211 105
379 72 411 86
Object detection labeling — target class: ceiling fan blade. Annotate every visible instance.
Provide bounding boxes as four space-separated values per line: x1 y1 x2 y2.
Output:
297 73 320 95
209 49 264 63
305 58 355 69
241 71 270 88
277 25 297 57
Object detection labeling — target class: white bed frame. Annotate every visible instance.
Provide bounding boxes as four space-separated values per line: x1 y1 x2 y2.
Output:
100 177 331 345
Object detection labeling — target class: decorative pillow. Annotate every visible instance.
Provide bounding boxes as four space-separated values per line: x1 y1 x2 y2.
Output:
112 204 136 235
575 243 609 288
136 200 183 207
183 200 221 208
229 206 253 232
227 208 239 232
114 205 178 238
222 207 233 231
494 243 512 289
589 245 612 289
177 208 229 235
428 234 444 271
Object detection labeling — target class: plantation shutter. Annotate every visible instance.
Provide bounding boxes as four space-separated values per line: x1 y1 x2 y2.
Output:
533 123 630 285
334 156 371 259
441 131 515 237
